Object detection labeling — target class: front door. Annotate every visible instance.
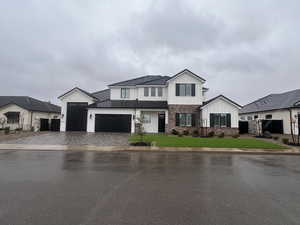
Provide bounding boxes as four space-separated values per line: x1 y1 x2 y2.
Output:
158 113 165 133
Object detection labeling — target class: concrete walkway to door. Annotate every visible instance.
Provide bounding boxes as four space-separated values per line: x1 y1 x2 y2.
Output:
0 132 130 146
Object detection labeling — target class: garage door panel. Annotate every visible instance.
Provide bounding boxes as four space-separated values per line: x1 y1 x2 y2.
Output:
95 114 131 132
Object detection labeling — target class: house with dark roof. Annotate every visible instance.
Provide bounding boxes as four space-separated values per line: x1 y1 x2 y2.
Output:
58 69 241 134
0 96 61 131
240 89 300 135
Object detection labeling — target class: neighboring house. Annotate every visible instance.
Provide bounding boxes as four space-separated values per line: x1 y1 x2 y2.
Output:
59 69 241 134
240 89 300 135
0 96 61 131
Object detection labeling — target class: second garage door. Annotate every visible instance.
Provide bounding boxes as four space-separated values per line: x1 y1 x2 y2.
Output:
95 114 131 132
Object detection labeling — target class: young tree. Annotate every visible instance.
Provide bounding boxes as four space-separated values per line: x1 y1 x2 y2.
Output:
135 115 145 143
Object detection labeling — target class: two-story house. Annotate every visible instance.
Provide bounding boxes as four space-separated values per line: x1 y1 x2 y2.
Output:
58 69 241 135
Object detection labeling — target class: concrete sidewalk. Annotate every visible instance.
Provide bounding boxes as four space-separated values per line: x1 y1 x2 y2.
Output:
0 143 299 155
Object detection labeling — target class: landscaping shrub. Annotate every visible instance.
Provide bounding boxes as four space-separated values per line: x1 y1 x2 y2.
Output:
4 127 9 135
178 132 183 137
207 131 215 137
263 131 272 138
171 129 178 135
282 138 289 145
183 130 189 136
15 128 22 132
192 129 199 137
218 132 225 138
30 126 34 132
272 136 279 140
130 142 151 146
232 134 240 138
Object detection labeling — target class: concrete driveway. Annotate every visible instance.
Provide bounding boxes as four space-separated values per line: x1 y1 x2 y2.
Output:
0 151 299 225
0 132 129 146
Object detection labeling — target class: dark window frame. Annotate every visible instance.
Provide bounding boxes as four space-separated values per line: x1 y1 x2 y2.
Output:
176 84 196 96
210 113 231 128
175 113 196 127
265 114 272 119
4 112 20 124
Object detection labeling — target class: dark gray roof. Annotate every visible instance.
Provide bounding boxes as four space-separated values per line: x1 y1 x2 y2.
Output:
202 95 242 108
92 89 110 102
240 89 300 114
109 75 167 86
139 76 170 85
0 96 61 113
88 100 168 109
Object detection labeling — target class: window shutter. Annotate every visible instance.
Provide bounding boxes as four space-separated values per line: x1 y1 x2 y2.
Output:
226 114 231 128
210 114 215 128
191 84 195 96
175 113 180 126
176 84 179 96
192 114 196 127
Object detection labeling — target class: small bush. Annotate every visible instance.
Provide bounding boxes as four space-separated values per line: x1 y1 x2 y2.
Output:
171 129 178 135
4 127 10 135
183 130 189 136
272 136 279 140
31 126 34 132
207 131 215 137
282 138 289 145
178 132 183 137
218 132 225 138
130 142 151 146
192 129 199 137
15 128 22 132
232 134 240 138
263 131 272 138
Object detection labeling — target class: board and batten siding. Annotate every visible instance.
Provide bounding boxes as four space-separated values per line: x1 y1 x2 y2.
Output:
201 98 239 128
167 72 204 105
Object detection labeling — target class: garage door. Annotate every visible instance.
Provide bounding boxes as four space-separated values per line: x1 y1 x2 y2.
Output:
95 114 131 132
66 102 88 131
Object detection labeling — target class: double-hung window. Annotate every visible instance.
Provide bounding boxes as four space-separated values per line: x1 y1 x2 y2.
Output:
151 87 156 96
4 112 20 124
144 87 149 97
176 84 195 96
157 87 163 97
210 113 231 128
175 113 195 127
121 88 130 99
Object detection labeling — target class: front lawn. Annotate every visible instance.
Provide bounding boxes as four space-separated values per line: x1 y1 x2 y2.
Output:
129 134 285 149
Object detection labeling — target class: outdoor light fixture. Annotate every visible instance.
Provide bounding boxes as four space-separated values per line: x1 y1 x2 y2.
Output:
90 114 93 119
61 114 64 119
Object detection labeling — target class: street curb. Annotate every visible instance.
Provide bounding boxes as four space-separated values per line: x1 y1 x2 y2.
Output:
0 144 299 155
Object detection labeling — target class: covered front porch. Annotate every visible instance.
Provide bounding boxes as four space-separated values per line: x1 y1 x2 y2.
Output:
136 109 168 133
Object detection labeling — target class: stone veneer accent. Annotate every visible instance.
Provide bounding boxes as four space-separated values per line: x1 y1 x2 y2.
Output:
167 104 201 133
200 127 239 136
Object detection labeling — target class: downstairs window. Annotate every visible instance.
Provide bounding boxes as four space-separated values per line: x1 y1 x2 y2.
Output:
175 113 196 127
4 112 20 124
210 113 231 128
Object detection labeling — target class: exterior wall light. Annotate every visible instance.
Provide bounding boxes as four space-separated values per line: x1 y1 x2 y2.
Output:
90 114 93 119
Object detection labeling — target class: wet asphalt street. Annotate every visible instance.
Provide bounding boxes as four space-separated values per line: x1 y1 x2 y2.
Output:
0 150 300 225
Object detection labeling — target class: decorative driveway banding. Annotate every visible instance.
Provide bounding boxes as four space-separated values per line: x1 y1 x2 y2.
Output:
0 132 129 146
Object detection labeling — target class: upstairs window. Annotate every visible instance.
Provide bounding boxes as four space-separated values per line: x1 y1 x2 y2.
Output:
265 114 272 119
4 112 20 124
176 84 195 96
254 115 258 119
144 87 149 97
157 87 163 97
121 88 130 99
247 116 253 120
210 113 231 128
142 114 151 123
151 87 156 96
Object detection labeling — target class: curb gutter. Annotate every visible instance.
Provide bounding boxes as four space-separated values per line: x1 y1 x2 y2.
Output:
0 144 299 155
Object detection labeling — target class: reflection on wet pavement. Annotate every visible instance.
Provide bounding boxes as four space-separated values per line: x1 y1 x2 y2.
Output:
0 151 300 225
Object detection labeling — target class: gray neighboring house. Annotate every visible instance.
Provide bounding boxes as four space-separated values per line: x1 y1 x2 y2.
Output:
0 96 61 131
240 89 300 135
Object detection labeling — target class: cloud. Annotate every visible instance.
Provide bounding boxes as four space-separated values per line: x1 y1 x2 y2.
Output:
0 0 299 105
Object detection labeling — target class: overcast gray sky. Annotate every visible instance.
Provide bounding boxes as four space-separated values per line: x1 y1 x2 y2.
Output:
1 0 299 105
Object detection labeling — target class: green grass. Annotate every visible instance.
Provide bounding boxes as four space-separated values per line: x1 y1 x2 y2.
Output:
129 134 285 149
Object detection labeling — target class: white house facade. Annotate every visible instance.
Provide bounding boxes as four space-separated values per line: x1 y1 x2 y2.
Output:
0 96 61 131
240 89 300 135
59 69 241 135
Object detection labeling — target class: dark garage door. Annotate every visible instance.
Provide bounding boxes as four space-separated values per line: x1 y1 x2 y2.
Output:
40 119 49 131
50 119 60 131
95 114 131 132
262 120 283 134
66 102 88 131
